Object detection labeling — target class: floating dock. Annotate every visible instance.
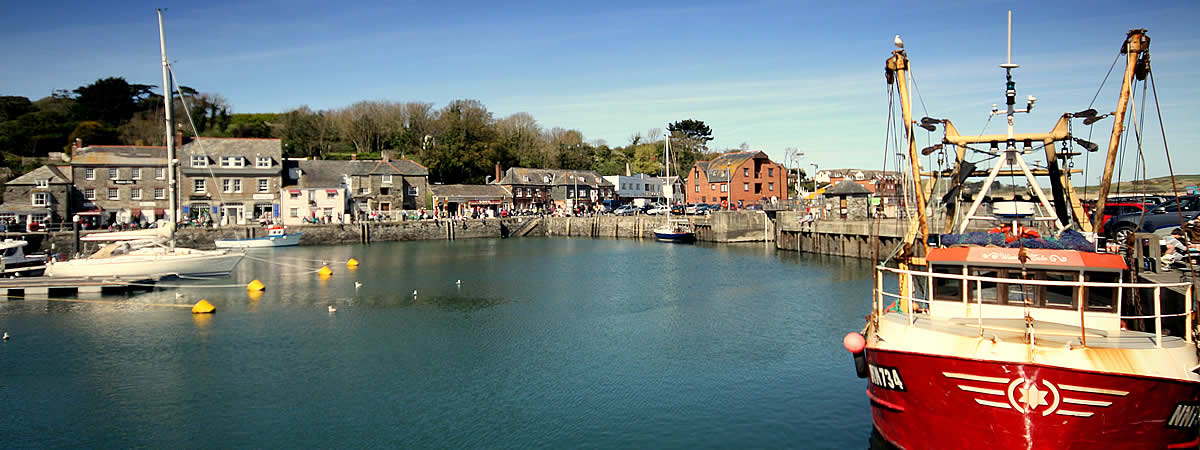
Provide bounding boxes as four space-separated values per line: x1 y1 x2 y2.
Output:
0 275 161 297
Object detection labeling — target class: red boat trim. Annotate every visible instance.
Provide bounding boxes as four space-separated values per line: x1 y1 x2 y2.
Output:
868 346 1200 386
866 388 905 412
1167 437 1200 449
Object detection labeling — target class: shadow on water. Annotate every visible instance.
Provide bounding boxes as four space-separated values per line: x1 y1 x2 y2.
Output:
416 294 509 313
869 428 899 449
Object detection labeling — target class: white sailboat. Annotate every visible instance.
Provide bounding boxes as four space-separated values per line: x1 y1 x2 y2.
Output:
45 10 244 278
652 133 695 243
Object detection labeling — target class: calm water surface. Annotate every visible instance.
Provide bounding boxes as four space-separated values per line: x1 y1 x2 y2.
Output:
1 238 876 448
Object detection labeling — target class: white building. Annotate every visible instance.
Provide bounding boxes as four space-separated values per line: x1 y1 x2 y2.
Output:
602 173 663 206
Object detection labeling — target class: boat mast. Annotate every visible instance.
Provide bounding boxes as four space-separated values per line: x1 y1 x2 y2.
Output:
158 9 176 251
664 132 670 221
886 40 928 259
1091 29 1149 231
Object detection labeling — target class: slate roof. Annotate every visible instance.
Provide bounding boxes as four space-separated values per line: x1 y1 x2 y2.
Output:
286 158 429 188
825 179 874 195
430 184 513 199
6 165 71 185
71 146 166 166
498 167 612 187
694 151 767 182
182 137 282 158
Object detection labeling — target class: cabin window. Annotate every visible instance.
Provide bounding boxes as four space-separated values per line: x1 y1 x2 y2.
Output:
1042 272 1078 309
970 269 1001 304
1085 272 1119 311
932 266 963 301
1005 271 1035 305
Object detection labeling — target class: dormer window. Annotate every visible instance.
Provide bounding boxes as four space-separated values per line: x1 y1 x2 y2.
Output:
35 179 48 188
220 156 245 168
192 155 209 168
256 156 272 168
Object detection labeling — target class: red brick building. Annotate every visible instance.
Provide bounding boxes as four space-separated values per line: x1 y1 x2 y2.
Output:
684 151 787 208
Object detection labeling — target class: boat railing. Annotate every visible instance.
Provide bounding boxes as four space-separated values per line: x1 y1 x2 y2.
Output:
874 265 1195 347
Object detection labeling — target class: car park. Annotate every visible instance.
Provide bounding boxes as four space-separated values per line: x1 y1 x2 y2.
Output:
1104 194 1199 242
1095 202 1145 233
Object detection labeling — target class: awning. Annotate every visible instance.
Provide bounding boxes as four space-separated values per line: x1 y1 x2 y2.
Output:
326 189 338 194
77 209 103 216
288 189 300 194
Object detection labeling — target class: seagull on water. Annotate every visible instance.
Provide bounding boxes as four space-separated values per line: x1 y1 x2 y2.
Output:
354 282 363 289
328 305 337 313
412 290 418 298
3 332 8 341
456 279 461 286
175 292 185 300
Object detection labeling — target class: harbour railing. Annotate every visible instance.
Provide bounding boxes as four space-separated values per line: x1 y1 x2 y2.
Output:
873 265 1195 348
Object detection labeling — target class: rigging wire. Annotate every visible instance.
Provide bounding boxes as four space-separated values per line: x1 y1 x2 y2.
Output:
168 65 229 221
1086 52 1123 109
1148 63 1198 286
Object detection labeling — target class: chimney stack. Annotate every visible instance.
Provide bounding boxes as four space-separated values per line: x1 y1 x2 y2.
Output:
175 124 184 149
494 162 502 184
351 153 357 161
73 138 82 152
381 150 391 161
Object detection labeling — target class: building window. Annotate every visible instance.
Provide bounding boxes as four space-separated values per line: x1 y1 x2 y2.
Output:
31 192 48 206
194 179 206 193
220 156 245 168
256 156 271 168
382 175 393 185
744 168 749 177
360 187 369 195
516 187 523 197
406 185 418 196
234 179 242 193
154 188 165 199
744 183 749 191
710 184 716 191
721 184 728 192
258 179 269 192
327 190 337 199
84 168 95 180
289 208 299 218
109 168 119 180
131 188 142 200
84 188 96 200
223 179 242 193
769 182 774 191
192 155 208 168
108 188 119 200
155 167 165 179
695 183 700 193
132 168 142 180
35 179 49 188
768 168 774 177
289 191 300 199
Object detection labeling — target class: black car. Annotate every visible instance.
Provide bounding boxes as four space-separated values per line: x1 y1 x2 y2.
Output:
1103 194 1199 242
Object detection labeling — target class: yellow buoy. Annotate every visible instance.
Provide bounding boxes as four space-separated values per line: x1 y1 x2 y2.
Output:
247 279 266 292
346 258 359 268
318 266 333 277
247 290 263 301
192 299 216 314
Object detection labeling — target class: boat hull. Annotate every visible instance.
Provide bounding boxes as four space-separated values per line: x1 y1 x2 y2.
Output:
45 251 244 278
653 231 695 242
214 232 302 248
865 347 1200 449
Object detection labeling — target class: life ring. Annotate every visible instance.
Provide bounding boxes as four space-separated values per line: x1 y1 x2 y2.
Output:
989 224 1040 243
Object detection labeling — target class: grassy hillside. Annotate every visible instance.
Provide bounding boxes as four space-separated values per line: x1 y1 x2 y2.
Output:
1078 174 1200 198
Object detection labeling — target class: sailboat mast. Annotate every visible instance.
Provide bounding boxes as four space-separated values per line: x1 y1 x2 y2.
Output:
158 9 176 251
664 133 671 220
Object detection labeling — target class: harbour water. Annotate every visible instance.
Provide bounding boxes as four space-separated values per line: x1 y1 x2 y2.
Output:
0 238 876 448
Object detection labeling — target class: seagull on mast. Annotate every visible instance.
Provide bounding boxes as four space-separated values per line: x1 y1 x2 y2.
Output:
894 34 904 49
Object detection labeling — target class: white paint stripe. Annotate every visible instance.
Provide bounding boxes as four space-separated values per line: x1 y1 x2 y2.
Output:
975 399 1012 409
1057 384 1129 396
1062 398 1112 407
943 372 1009 384
1055 410 1095 417
958 385 1006 396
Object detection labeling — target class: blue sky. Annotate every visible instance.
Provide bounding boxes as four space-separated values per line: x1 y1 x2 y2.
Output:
4 0 1199 183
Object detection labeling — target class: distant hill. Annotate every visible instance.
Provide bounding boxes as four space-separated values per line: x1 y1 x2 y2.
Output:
1078 174 1200 198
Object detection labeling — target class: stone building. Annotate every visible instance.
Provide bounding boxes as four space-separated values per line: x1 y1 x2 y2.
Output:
282 156 429 221
178 137 283 225
430 184 513 217
824 179 873 220
69 145 171 226
684 151 787 208
496 167 615 213
0 165 72 229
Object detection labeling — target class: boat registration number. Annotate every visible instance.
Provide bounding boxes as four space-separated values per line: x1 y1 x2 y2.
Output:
1166 401 1200 429
868 363 906 391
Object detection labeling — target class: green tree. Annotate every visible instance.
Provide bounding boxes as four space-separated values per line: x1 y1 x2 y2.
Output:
0 96 34 122
67 121 117 150
429 99 502 184
72 77 148 125
666 119 713 176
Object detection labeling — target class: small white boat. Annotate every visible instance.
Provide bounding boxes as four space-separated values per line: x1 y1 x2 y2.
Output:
214 226 302 249
0 239 48 277
46 239 244 278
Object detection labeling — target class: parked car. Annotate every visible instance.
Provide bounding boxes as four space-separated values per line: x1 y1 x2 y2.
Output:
1095 202 1145 233
1104 194 1199 242
613 204 640 216
1108 194 1168 206
645 204 669 215
670 204 686 215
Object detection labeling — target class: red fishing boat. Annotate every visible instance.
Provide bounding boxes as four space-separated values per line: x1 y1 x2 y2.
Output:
846 14 1200 449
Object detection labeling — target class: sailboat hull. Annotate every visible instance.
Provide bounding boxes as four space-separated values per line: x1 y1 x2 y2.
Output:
865 347 1200 449
215 232 302 248
653 229 696 242
46 250 244 278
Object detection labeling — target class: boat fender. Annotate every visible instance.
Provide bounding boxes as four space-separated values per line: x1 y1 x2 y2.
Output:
843 332 869 378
